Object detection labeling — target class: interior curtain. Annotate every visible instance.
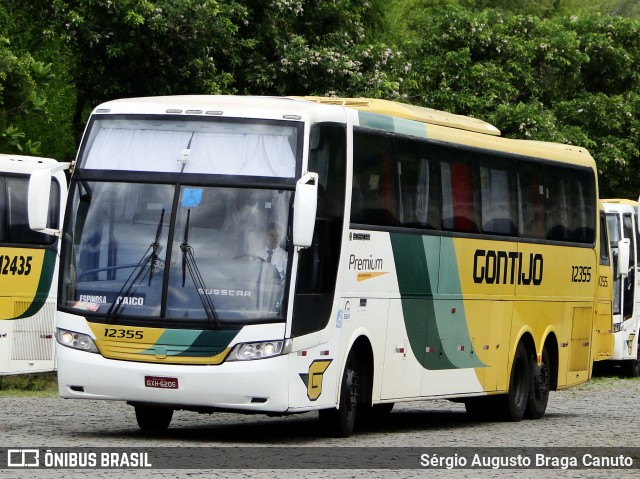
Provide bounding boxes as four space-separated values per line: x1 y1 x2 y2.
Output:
85 128 296 178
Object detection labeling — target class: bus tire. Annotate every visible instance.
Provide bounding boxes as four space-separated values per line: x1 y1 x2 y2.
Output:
464 397 490 419
319 352 359 437
622 350 640 378
134 405 173 432
358 402 394 425
370 402 394 414
498 342 530 421
525 347 550 419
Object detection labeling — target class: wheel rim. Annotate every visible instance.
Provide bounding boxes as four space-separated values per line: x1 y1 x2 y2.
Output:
345 364 358 420
533 361 550 401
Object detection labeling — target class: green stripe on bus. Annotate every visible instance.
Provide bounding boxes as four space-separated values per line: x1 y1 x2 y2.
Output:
141 328 238 357
390 233 484 370
358 111 395 132
16 248 56 319
393 117 428 138
358 111 428 139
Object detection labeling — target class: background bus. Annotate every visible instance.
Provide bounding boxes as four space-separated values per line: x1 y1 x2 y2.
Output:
35 96 609 436
599 199 640 377
0 154 67 375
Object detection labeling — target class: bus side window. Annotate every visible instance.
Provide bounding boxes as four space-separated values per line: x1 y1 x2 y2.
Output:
442 157 480 233
571 172 596 244
544 166 573 242
479 157 516 236
600 213 611 265
518 163 545 239
396 139 441 229
351 131 398 227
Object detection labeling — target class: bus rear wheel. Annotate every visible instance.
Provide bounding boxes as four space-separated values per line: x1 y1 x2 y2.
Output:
622 348 640 378
497 342 530 421
134 405 173 432
525 347 550 419
319 352 359 437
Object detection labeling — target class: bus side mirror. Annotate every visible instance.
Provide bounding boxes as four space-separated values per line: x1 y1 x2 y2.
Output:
28 162 69 237
617 238 630 278
293 172 318 248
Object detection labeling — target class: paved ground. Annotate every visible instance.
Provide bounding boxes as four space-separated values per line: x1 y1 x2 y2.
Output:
1 375 639 478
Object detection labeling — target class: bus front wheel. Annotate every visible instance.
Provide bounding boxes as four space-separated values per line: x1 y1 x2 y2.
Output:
134 405 173 432
319 352 359 437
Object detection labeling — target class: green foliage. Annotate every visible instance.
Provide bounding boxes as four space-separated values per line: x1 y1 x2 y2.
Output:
0 36 46 154
403 6 640 197
50 0 249 135
3 0 640 196
0 1 76 161
0 372 58 396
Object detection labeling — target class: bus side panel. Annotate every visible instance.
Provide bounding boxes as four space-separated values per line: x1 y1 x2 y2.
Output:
287 313 342 411
381 298 424 399
388 234 486 397
0 248 57 375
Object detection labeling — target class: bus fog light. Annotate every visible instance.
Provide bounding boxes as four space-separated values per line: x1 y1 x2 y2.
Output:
56 328 99 353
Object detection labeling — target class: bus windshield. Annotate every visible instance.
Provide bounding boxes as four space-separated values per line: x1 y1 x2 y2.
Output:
0 174 59 246
62 181 292 325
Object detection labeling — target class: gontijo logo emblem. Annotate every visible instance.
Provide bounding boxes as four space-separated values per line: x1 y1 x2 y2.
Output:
299 359 332 400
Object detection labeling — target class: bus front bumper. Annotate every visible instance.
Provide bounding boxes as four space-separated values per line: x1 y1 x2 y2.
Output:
56 343 290 413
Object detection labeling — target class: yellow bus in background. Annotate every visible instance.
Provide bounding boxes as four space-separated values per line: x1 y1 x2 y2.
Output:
0 154 67 375
34 96 611 436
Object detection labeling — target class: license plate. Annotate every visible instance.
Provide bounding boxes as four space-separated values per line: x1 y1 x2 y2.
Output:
144 376 179 389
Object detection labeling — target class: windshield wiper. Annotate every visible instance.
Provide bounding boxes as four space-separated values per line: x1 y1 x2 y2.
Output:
148 208 165 285
105 209 164 320
180 209 221 329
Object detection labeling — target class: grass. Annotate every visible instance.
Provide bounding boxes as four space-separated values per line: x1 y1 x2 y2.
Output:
0 372 58 397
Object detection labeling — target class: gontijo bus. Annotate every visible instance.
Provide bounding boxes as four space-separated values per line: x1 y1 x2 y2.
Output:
0 154 68 375
28 96 610 436
600 199 639 376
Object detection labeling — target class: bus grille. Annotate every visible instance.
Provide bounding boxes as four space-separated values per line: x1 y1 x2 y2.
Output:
11 301 56 361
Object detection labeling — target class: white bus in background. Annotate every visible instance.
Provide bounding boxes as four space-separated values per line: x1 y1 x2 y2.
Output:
600 199 640 377
0 154 68 375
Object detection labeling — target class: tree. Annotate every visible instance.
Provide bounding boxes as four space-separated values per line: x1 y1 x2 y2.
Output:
51 0 248 137
0 3 57 155
403 6 640 197
232 0 406 97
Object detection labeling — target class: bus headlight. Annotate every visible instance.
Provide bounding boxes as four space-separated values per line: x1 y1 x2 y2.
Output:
227 339 291 361
56 328 99 353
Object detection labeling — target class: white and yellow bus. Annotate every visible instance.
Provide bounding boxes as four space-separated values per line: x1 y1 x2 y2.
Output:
599 199 640 376
30 96 612 436
0 154 67 375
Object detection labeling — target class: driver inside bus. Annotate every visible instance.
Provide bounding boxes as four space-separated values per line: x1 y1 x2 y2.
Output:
258 222 287 279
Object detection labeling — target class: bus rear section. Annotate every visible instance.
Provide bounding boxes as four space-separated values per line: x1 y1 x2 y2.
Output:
0 154 67 375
